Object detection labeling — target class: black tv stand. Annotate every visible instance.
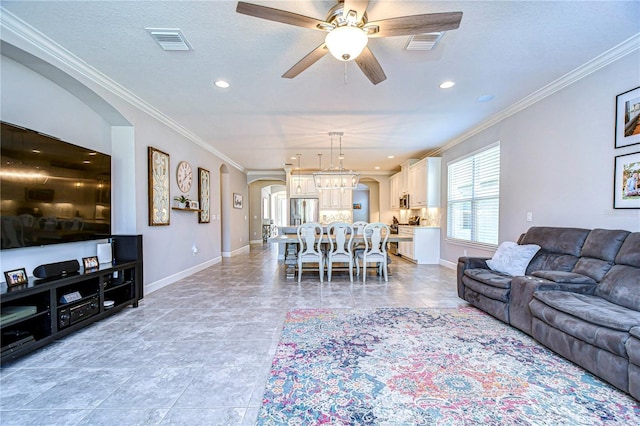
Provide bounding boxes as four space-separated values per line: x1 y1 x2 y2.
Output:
0 235 143 364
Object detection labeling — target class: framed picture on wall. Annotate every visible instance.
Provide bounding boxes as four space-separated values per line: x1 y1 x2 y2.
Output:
198 167 210 223
148 146 170 226
615 87 640 149
613 151 640 209
233 193 243 209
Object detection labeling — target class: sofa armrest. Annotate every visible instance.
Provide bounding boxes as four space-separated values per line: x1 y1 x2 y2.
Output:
457 257 490 298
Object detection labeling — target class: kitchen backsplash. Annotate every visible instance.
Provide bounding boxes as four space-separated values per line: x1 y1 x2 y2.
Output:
398 207 441 226
321 211 353 224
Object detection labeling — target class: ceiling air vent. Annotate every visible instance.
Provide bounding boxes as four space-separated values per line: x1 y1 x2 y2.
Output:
145 28 193 51
404 32 443 51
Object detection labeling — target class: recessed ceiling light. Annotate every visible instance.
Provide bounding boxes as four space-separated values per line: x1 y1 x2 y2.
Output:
477 94 495 102
290 156 297 160
83 160 91 164
214 80 230 88
88 152 97 156
32 149 40 154
439 81 455 89
374 166 380 170
387 155 394 159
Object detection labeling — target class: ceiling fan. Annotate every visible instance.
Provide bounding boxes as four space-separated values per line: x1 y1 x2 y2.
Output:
236 0 462 85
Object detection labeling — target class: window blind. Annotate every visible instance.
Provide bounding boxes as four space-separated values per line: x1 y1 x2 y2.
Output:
447 144 500 245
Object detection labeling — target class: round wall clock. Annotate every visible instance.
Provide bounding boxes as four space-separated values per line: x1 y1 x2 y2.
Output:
176 161 193 193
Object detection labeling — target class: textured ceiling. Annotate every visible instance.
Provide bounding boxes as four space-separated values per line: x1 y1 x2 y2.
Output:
2 1 639 173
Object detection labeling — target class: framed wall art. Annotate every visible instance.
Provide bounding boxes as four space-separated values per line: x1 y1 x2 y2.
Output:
148 146 170 226
198 167 210 223
4 268 28 287
615 87 640 149
613 151 640 209
233 193 243 209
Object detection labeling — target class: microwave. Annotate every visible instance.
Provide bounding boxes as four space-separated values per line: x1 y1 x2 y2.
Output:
399 194 410 209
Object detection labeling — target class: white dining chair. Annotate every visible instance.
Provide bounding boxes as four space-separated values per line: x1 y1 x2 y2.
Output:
326 222 355 282
297 222 324 282
352 220 368 258
356 222 390 282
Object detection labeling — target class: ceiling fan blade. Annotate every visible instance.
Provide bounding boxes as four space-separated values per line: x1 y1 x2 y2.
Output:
355 46 386 85
282 43 329 79
343 0 369 20
236 2 327 30
367 11 463 38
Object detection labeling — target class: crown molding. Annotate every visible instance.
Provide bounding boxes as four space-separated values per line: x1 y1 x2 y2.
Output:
425 32 640 157
0 7 244 172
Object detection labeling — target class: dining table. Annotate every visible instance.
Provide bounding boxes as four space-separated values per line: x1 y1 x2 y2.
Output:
267 233 413 279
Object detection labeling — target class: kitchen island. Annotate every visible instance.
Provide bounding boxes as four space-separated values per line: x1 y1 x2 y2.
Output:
268 231 414 279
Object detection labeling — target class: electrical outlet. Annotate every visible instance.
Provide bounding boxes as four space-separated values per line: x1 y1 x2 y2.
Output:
463 249 468 256
526 212 533 222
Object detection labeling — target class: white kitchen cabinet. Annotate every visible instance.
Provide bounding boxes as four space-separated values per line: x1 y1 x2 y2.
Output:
320 188 352 209
408 157 441 208
397 226 440 264
390 173 401 209
397 226 415 259
290 175 318 197
399 159 417 195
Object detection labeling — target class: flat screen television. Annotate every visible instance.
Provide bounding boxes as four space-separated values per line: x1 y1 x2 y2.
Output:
1 121 111 249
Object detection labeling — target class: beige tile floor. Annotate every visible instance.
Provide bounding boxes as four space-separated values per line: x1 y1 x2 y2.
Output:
0 243 465 425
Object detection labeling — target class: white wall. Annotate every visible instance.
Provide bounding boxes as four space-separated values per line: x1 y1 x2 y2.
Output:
1 45 248 289
0 55 113 274
440 51 640 265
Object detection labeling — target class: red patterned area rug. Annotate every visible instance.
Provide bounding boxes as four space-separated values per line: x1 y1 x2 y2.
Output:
258 307 639 425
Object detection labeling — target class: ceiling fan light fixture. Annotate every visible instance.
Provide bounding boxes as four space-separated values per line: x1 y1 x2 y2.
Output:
325 25 368 61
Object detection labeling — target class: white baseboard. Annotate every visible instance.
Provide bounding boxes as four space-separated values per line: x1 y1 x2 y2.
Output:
145 256 222 294
439 259 457 270
221 244 250 258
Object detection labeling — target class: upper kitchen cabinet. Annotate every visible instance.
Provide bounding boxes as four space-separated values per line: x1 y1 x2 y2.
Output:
290 175 318 197
409 158 441 208
389 159 417 210
390 172 401 209
320 188 352 209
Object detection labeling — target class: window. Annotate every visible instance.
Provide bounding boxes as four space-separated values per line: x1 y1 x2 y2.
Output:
447 143 500 246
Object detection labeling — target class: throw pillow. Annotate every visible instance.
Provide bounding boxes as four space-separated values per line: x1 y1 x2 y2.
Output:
486 241 541 276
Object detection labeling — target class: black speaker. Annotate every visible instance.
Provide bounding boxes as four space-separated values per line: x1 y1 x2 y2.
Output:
33 259 80 279
112 235 143 262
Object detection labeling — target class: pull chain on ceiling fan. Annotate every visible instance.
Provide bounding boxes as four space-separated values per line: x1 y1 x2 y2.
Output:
236 0 463 85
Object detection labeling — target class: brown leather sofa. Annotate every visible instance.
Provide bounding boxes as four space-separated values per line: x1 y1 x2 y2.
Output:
457 227 640 399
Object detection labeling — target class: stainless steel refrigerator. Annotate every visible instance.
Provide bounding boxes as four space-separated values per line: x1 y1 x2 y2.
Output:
290 198 319 225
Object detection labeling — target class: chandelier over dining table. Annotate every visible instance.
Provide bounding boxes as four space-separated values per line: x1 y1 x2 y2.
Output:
313 132 360 190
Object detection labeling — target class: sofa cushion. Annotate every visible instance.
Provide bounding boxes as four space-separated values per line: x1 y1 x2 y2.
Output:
529 298 632 357
531 270 596 284
569 229 631 282
631 326 640 340
462 275 511 302
526 252 580 274
486 241 540 276
614 232 640 268
533 290 640 331
594 264 640 311
572 258 614 283
464 268 512 289
581 229 630 261
520 227 590 257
